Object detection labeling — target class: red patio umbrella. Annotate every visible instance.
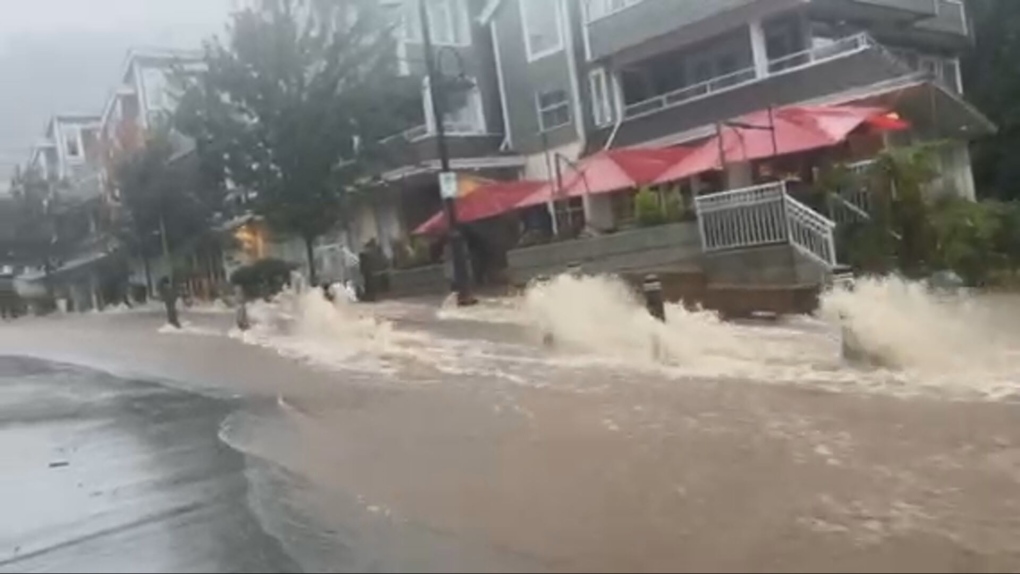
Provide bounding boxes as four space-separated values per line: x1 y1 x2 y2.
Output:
413 179 546 236
515 146 693 209
653 105 909 184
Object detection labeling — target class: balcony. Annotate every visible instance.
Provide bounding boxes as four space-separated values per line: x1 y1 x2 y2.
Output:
592 33 912 149
808 0 937 23
378 122 505 173
914 0 968 37
586 0 793 63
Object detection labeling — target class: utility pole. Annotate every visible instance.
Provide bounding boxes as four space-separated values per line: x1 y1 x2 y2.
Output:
419 0 474 306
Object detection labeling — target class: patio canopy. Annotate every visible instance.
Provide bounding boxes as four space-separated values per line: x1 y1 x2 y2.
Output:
413 179 546 236
653 104 909 184
515 146 693 209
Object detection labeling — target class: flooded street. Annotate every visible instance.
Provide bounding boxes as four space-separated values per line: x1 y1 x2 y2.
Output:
2 279 1020 571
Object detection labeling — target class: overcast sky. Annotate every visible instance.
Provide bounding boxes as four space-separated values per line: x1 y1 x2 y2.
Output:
0 0 237 190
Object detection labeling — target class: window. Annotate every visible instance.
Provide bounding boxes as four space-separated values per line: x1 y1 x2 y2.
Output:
589 68 614 127
403 0 469 46
423 77 486 135
536 88 571 131
142 68 179 112
521 0 563 61
63 126 81 159
892 48 963 93
942 58 962 93
584 0 644 23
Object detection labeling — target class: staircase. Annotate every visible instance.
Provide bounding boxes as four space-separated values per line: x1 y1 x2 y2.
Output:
694 180 839 271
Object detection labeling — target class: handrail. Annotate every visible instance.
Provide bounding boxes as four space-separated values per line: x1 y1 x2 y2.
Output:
694 181 785 212
624 66 757 119
381 122 494 145
785 193 837 267
621 32 875 122
694 180 838 267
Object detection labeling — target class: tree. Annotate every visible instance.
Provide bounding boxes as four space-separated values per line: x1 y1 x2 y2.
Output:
7 166 63 294
837 143 942 276
113 130 221 293
175 0 420 285
963 0 1020 199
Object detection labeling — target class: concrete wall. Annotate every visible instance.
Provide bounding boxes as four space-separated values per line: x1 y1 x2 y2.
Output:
701 244 829 286
386 264 448 299
507 221 701 283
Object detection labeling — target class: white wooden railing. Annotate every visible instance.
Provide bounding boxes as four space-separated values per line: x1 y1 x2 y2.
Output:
785 193 838 267
695 181 837 267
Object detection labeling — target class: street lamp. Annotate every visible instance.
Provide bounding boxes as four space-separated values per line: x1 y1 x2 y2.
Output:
418 0 475 307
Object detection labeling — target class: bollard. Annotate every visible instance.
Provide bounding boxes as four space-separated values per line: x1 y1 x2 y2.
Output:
643 274 665 322
234 286 250 331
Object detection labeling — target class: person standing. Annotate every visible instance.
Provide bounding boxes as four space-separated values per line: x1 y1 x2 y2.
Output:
158 277 181 329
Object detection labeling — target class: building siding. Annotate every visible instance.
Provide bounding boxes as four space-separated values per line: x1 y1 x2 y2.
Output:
492 0 579 155
586 0 758 62
590 46 911 148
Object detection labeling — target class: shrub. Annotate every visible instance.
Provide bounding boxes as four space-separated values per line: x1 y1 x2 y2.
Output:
392 237 433 269
634 187 666 227
230 258 296 300
930 199 1002 285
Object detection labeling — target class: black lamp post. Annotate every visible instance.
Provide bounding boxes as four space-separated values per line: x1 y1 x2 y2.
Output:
418 0 474 306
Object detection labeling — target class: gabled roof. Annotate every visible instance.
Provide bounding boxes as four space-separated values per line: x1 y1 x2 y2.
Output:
478 0 504 25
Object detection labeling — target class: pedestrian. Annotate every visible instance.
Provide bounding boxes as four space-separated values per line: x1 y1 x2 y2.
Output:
158 277 181 329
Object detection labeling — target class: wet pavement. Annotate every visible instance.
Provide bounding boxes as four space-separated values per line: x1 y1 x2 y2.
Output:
0 355 296 573
2 290 1020 572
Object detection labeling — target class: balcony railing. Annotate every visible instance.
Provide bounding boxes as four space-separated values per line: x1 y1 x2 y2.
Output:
384 122 489 144
695 181 837 267
622 33 875 121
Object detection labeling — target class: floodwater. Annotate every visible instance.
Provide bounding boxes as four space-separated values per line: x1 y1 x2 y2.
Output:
3 275 1020 571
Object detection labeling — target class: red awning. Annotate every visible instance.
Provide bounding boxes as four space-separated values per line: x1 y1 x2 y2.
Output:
414 179 546 236
653 105 909 184
516 146 693 209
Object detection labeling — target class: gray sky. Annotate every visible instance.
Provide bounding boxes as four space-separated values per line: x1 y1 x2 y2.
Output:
0 0 237 189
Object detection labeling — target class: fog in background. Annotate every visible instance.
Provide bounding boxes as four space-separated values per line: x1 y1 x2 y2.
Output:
0 0 238 191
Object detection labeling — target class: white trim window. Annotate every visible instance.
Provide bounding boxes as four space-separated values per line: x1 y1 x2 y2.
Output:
536 88 571 132
583 0 644 24
520 0 564 61
588 68 614 127
423 77 487 135
62 125 83 160
892 47 963 93
403 0 470 47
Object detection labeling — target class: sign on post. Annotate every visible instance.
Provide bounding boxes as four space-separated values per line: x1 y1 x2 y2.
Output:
439 171 458 200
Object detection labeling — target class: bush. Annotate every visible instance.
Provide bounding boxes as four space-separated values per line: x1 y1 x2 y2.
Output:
930 198 1002 285
992 201 1020 274
230 258 297 300
634 187 666 227
392 237 433 269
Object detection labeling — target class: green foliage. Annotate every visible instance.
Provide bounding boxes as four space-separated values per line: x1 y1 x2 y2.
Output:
113 131 220 268
516 228 552 248
963 0 1020 200
838 143 944 276
229 258 296 299
930 198 1002 285
6 166 70 290
992 201 1020 272
392 237 433 269
174 0 421 284
634 187 666 227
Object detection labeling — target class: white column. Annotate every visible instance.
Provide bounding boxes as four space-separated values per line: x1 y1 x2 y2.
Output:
749 19 769 79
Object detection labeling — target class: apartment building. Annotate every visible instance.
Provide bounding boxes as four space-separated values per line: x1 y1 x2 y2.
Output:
362 0 990 253
19 113 113 311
